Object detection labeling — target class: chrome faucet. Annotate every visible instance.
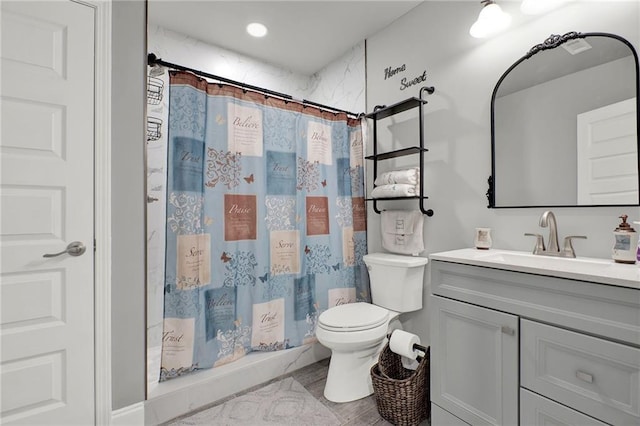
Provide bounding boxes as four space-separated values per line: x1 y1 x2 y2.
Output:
525 210 586 258
539 210 559 252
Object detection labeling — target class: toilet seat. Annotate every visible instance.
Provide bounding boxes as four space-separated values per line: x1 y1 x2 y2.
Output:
318 302 389 332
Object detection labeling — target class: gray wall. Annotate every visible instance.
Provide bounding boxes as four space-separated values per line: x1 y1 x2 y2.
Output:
111 0 146 410
365 1 640 346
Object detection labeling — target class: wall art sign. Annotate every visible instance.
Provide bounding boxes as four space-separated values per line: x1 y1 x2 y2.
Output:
382 63 429 91
384 63 406 80
400 70 428 91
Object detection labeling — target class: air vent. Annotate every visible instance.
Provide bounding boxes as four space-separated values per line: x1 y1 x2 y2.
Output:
562 38 592 55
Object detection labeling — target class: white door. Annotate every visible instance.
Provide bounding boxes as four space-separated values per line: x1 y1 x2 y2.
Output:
430 295 519 426
1 1 95 424
577 98 638 204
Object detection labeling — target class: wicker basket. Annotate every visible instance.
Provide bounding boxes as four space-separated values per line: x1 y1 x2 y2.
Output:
370 343 430 426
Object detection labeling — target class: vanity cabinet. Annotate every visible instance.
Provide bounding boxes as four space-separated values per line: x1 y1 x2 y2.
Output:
429 253 640 426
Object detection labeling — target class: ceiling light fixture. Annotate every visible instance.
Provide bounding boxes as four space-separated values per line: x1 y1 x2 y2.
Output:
246 22 268 38
521 0 567 15
469 0 512 39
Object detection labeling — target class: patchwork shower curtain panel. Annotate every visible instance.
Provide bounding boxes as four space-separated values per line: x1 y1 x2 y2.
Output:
160 71 368 380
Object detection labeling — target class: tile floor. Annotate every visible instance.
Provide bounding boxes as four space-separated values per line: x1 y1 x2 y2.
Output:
163 358 430 425
290 358 394 425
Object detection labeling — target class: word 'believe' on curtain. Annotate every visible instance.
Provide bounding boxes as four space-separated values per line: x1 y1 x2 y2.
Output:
160 71 369 380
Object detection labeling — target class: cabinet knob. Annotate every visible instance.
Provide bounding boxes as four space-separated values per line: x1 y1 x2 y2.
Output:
576 370 594 383
501 325 516 336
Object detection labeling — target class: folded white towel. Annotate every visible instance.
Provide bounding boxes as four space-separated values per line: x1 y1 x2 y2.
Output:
374 168 420 186
370 184 418 198
381 210 425 255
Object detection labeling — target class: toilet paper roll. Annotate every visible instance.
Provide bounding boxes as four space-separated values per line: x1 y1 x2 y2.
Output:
389 330 420 360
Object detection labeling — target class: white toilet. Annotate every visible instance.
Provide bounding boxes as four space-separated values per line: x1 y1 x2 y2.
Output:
315 252 428 403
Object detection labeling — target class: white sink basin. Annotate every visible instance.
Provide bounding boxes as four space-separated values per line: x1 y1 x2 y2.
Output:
477 250 614 273
430 248 640 289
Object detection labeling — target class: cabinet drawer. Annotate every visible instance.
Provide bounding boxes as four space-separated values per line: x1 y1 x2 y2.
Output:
521 319 640 426
520 388 607 426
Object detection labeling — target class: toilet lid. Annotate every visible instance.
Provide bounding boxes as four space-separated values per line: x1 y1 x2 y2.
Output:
318 303 389 332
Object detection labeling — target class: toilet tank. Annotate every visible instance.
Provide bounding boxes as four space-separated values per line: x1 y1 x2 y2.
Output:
363 253 428 313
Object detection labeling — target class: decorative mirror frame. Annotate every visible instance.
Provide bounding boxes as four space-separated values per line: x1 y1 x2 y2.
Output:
487 31 640 208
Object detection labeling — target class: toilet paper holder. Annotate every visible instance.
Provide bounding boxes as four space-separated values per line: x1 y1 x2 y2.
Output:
386 332 428 361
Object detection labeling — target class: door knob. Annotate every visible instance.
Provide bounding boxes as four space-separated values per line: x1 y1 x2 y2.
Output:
43 241 87 258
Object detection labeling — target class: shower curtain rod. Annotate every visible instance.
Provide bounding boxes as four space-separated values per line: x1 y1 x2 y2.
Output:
148 53 363 118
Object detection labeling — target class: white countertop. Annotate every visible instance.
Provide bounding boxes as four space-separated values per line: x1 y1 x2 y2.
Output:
430 248 640 290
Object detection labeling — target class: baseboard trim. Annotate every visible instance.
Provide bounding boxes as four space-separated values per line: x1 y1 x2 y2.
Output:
111 402 145 426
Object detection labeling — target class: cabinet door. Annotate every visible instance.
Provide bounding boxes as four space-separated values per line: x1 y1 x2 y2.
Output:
431 295 519 426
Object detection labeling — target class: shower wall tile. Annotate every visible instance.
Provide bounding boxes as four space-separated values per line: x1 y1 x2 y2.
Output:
147 24 366 113
308 42 366 114
148 25 313 100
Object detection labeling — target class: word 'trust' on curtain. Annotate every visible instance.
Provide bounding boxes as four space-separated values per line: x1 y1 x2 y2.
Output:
160 71 369 380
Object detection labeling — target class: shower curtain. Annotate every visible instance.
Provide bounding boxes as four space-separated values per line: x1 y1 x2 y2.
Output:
160 71 369 380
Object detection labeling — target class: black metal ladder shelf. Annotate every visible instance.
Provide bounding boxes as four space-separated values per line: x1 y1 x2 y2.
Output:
365 86 435 216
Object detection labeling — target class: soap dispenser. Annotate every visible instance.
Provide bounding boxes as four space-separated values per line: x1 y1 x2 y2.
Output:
612 215 638 264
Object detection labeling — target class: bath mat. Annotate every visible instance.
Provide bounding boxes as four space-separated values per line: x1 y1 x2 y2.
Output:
167 377 340 425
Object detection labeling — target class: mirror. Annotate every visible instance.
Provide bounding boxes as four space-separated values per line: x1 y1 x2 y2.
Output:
489 32 639 208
